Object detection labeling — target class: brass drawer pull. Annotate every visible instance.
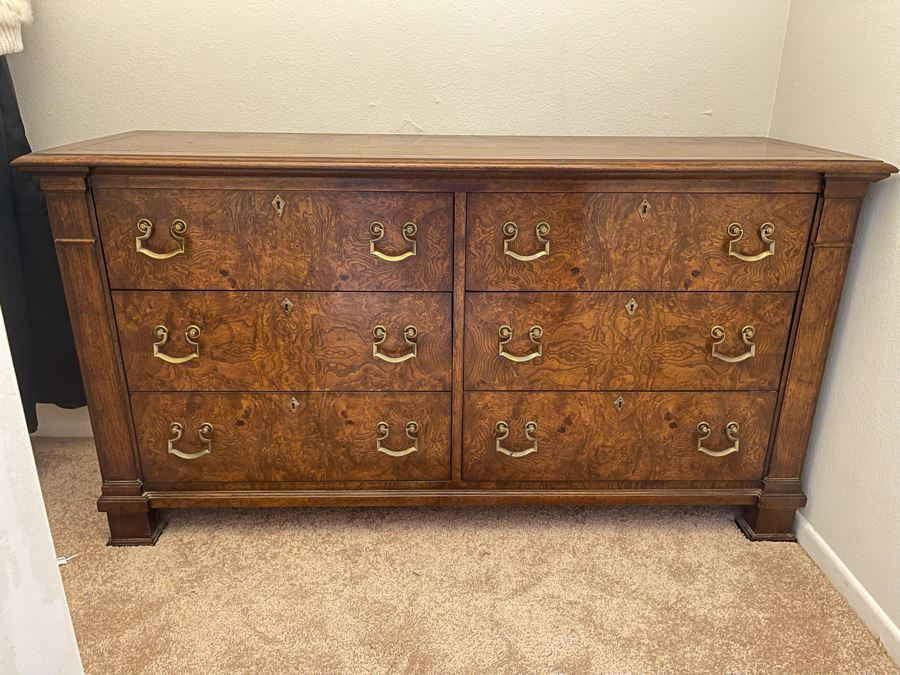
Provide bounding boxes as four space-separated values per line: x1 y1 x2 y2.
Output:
495 420 538 458
370 221 417 261
727 222 775 262
503 221 550 261
376 421 419 457
498 324 543 362
153 324 201 363
168 421 213 460
136 218 187 259
710 325 756 363
696 421 740 457
372 325 418 363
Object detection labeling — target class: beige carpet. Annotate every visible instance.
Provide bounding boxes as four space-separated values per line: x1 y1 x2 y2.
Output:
33 437 896 674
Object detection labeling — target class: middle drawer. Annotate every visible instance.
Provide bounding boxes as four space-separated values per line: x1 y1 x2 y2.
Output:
114 291 452 391
465 292 794 391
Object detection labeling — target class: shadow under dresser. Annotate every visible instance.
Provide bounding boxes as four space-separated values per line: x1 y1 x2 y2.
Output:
15 132 896 544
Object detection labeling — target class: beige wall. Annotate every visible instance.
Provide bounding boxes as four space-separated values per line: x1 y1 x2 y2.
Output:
10 1 790 147
769 0 900 656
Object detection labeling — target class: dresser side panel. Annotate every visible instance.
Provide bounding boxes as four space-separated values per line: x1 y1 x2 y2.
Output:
768 183 865 478
42 177 141 484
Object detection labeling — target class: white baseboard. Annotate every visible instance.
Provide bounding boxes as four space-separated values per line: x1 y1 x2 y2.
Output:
796 513 900 664
32 404 93 438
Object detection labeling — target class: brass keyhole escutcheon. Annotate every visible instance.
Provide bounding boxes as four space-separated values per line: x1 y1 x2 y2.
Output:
625 298 638 317
289 396 299 412
637 199 651 221
272 194 286 218
280 297 294 316
614 396 625 412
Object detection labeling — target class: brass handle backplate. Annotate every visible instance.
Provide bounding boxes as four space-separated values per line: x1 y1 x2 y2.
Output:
168 421 213 460
372 325 418 363
376 421 419 457
710 325 756 363
696 421 740 457
498 324 543 363
136 218 187 259
370 221 417 261
727 222 775 262
153 324 201 364
503 221 550 261
495 420 538 458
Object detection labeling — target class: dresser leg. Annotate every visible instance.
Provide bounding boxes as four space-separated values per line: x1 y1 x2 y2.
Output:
736 477 807 541
735 505 799 541
106 510 167 546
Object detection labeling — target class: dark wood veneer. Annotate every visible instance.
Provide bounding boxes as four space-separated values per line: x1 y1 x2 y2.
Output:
16 132 895 544
114 291 452 391
464 291 794 391
132 392 451 483
95 188 453 291
463 391 774 482
466 192 816 291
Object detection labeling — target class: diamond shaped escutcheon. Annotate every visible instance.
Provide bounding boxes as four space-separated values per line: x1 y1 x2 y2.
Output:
271 194 286 217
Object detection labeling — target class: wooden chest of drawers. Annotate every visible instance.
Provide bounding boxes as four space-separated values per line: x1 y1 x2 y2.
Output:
16 132 895 544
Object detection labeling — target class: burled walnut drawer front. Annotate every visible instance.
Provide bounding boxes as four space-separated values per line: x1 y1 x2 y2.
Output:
95 189 453 290
466 193 815 291
113 291 451 391
465 292 793 391
463 391 775 482
133 392 451 482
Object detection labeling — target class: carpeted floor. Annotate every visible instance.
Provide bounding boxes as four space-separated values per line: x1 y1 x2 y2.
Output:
32 437 897 674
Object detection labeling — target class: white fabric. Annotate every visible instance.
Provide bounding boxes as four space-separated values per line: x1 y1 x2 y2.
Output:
0 0 31 55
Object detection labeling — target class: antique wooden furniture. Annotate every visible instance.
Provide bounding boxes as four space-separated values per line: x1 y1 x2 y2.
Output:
16 132 895 545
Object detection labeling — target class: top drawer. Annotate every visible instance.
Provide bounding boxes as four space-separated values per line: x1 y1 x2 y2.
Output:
94 189 453 290
466 192 816 291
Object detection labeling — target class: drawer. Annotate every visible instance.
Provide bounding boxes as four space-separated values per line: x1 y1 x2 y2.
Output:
466 192 815 291
95 189 453 290
133 392 451 482
464 292 793 391
463 391 775 482
114 291 452 391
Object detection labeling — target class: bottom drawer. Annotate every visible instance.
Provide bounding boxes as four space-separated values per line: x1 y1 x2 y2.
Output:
133 392 451 482
463 392 775 482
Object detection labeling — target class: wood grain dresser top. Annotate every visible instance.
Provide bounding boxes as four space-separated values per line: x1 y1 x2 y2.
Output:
14 130 898 177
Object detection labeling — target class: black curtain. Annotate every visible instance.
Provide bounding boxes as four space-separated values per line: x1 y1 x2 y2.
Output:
0 56 84 432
